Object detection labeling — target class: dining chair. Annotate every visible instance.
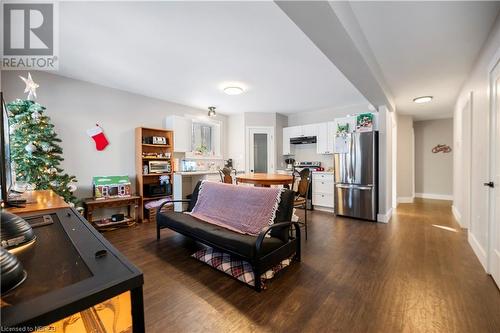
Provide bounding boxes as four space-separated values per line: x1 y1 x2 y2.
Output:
219 167 237 184
291 168 311 240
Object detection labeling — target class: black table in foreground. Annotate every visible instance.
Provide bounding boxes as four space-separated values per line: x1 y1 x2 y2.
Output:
0 207 145 332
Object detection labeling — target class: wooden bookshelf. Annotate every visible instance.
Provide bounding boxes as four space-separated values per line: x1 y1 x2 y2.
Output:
135 127 174 221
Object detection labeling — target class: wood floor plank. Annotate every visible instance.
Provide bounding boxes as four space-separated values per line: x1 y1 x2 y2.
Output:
104 198 500 332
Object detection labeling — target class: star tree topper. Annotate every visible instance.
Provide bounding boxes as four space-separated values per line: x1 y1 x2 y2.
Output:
19 73 39 100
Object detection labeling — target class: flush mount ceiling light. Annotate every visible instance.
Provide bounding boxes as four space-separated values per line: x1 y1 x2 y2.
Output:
208 106 216 117
413 96 433 104
223 86 244 95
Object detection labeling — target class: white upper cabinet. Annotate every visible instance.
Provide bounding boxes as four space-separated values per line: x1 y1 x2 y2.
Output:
316 123 328 154
302 124 317 137
327 121 335 154
316 122 335 154
283 127 292 155
288 126 302 138
164 115 192 152
282 122 336 155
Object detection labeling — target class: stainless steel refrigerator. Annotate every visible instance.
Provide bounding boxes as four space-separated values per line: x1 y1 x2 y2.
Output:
334 131 378 221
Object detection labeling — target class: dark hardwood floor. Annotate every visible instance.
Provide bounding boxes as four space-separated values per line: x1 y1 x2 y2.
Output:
104 199 500 332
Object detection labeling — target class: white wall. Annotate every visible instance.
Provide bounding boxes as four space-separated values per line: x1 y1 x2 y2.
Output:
226 114 245 171
275 113 288 169
377 105 394 222
453 15 500 269
2 71 228 198
397 114 414 203
453 93 473 228
414 119 454 199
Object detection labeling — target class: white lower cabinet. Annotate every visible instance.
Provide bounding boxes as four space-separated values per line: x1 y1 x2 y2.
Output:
312 173 334 210
313 193 334 207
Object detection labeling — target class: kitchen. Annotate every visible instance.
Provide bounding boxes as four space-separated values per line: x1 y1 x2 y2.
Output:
278 111 379 221
166 108 379 221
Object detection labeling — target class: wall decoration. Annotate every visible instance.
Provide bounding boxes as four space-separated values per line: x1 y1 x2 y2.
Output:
19 72 39 100
356 113 374 132
432 144 452 154
336 123 350 134
334 134 351 154
87 124 109 151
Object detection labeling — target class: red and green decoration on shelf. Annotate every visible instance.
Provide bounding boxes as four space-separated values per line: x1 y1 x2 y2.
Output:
6 73 78 204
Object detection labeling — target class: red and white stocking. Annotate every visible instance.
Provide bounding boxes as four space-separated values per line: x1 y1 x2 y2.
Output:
87 125 109 151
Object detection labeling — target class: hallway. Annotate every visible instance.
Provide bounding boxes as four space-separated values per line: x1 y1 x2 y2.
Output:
105 199 500 332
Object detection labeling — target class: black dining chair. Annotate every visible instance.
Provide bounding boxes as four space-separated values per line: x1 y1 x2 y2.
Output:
219 167 237 184
291 168 311 240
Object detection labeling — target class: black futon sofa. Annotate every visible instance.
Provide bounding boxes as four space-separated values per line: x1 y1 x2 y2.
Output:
156 181 301 291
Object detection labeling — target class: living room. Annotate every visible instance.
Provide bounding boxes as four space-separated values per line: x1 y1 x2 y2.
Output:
1 1 500 332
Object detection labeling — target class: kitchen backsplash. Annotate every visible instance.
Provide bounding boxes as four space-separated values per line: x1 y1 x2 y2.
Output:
283 143 334 170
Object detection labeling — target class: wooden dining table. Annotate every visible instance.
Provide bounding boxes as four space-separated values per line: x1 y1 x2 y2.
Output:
236 173 293 187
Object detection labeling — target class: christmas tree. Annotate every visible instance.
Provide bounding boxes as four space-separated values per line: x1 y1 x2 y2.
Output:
6 74 78 204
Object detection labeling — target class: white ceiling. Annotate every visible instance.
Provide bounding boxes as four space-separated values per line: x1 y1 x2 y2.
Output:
350 1 500 120
56 1 367 115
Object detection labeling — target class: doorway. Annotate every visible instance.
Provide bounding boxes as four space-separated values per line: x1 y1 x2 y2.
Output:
488 58 500 287
246 127 274 173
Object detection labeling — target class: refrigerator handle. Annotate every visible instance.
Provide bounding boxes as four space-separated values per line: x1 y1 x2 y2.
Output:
336 184 372 190
349 134 355 182
352 133 357 184
356 186 372 190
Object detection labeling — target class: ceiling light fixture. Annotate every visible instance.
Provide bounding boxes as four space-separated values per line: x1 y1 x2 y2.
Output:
223 86 244 95
208 106 216 117
413 96 433 104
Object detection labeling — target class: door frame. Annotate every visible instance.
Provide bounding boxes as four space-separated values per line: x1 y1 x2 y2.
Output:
245 126 275 173
488 52 500 276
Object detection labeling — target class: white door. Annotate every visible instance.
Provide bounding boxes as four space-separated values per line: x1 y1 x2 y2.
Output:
247 127 274 173
489 59 500 287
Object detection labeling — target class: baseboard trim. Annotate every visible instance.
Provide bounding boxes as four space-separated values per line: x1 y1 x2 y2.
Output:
468 231 487 271
415 193 453 201
397 196 414 204
377 208 393 223
451 205 463 226
313 206 335 213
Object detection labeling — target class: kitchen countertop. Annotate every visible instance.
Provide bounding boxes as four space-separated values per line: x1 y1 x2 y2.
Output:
312 171 334 174
174 170 220 175
276 169 334 175
175 170 244 176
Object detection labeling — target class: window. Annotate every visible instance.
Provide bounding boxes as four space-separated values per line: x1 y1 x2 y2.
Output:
192 122 212 154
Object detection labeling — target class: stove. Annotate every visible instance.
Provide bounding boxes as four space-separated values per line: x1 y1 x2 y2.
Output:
294 161 322 171
293 161 322 210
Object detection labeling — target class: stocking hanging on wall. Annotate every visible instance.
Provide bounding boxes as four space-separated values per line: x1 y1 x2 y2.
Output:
87 124 109 151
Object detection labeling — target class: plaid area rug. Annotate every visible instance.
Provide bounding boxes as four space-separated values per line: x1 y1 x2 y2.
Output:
192 247 293 289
